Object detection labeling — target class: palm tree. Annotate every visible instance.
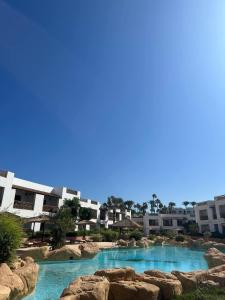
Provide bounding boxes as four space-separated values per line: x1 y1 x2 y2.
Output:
190 201 197 207
149 200 155 214
134 203 142 216
155 198 161 213
142 202 148 215
183 201 190 214
124 200 134 211
168 202 176 214
107 196 124 223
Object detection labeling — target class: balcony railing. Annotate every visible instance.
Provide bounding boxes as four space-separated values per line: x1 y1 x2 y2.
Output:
42 205 59 213
199 216 208 220
13 201 34 210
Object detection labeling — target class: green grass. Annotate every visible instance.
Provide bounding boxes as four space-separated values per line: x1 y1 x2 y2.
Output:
172 287 225 300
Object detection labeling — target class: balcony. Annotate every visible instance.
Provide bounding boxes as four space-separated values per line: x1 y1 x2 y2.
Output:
199 216 208 221
42 205 59 213
13 200 34 210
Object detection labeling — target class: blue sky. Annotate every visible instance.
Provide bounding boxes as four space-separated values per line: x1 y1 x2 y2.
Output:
1 0 225 205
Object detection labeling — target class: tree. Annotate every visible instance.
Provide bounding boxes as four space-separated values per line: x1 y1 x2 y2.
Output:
168 202 176 214
107 196 124 222
63 197 80 219
141 202 148 215
183 201 190 214
79 207 94 220
155 198 162 213
124 200 134 211
149 194 157 214
0 213 23 263
190 201 197 207
51 207 75 249
134 203 142 215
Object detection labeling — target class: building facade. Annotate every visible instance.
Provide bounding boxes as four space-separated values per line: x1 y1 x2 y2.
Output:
0 170 130 231
132 208 195 236
195 195 225 234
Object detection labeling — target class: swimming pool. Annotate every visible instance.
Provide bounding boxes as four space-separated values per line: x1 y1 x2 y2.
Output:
24 246 208 300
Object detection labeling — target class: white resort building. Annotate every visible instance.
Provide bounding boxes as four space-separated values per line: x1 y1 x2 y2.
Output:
195 195 225 234
132 208 195 236
0 170 131 231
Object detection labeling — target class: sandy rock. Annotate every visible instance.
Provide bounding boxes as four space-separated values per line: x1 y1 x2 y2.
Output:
136 239 149 248
171 270 208 292
109 281 159 300
95 267 136 282
127 239 136 247
117 239 128 247
0 285 11 300
14 260 39 295
17 246 49 260
60 275 109 300
204 248 225 268
0 263 24 297
47 245 81 261
144 270 177 280
136 274 182 300
79 243 99 258
154 236 167 245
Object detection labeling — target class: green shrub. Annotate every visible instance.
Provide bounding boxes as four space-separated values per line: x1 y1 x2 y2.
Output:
172 287 225 300
0 213 23 263
128 230 143 241
148 234 156 240
90 233 103 242
175 235 185 242
101 229 119 242
165 230 177 239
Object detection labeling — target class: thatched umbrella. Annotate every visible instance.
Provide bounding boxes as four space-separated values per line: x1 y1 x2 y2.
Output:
112 218 142 236
75 220 96 238
23 215 52 240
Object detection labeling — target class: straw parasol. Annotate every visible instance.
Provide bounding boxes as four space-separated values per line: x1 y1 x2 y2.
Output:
75 220 96 238
112 217 142 236
23 215 52 240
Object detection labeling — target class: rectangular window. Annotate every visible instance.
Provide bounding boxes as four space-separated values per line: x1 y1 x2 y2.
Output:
177 219 183 226
0 187 4 206
199 209 208 220
149 219 158 226
163 219 173 226
211 207 217 219
214 224 219 232
219 205 225 218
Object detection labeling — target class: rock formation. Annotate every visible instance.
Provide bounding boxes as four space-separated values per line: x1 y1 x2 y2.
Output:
0 257 39 300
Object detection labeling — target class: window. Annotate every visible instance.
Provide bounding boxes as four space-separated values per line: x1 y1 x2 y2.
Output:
199 209 208 220
149 219 158 226
177 219 183 226
163 219 173 226
201 224 210 233
219 205 225 218
211 207 217 219
214 224 219 232
15 194 21 201
0 187 4 206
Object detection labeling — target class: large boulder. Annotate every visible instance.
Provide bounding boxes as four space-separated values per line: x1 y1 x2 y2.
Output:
0 285 11 300
47 245 81 261
144 270 177 280
60 275 109 300
204 248 225 268
136 273 182 300
17 246 49 261
0 258 39 300
117 240 128 247
109 281 159 300
94 268 136 282
14 258 39 295
79 243 99 258
136 239 150 248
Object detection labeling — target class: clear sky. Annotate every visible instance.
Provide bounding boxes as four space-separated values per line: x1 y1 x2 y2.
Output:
1 0 225 206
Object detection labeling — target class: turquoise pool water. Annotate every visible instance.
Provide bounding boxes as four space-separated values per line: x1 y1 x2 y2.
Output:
24 246 208 300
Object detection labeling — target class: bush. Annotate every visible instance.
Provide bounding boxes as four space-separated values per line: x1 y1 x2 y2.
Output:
203 231 211 239
128 230 143 241
148 234 156 240
90 233 103 242
175 235 185 242
165 230 177 239
172 287 225 300
101 229 119 242
0 213 23 263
